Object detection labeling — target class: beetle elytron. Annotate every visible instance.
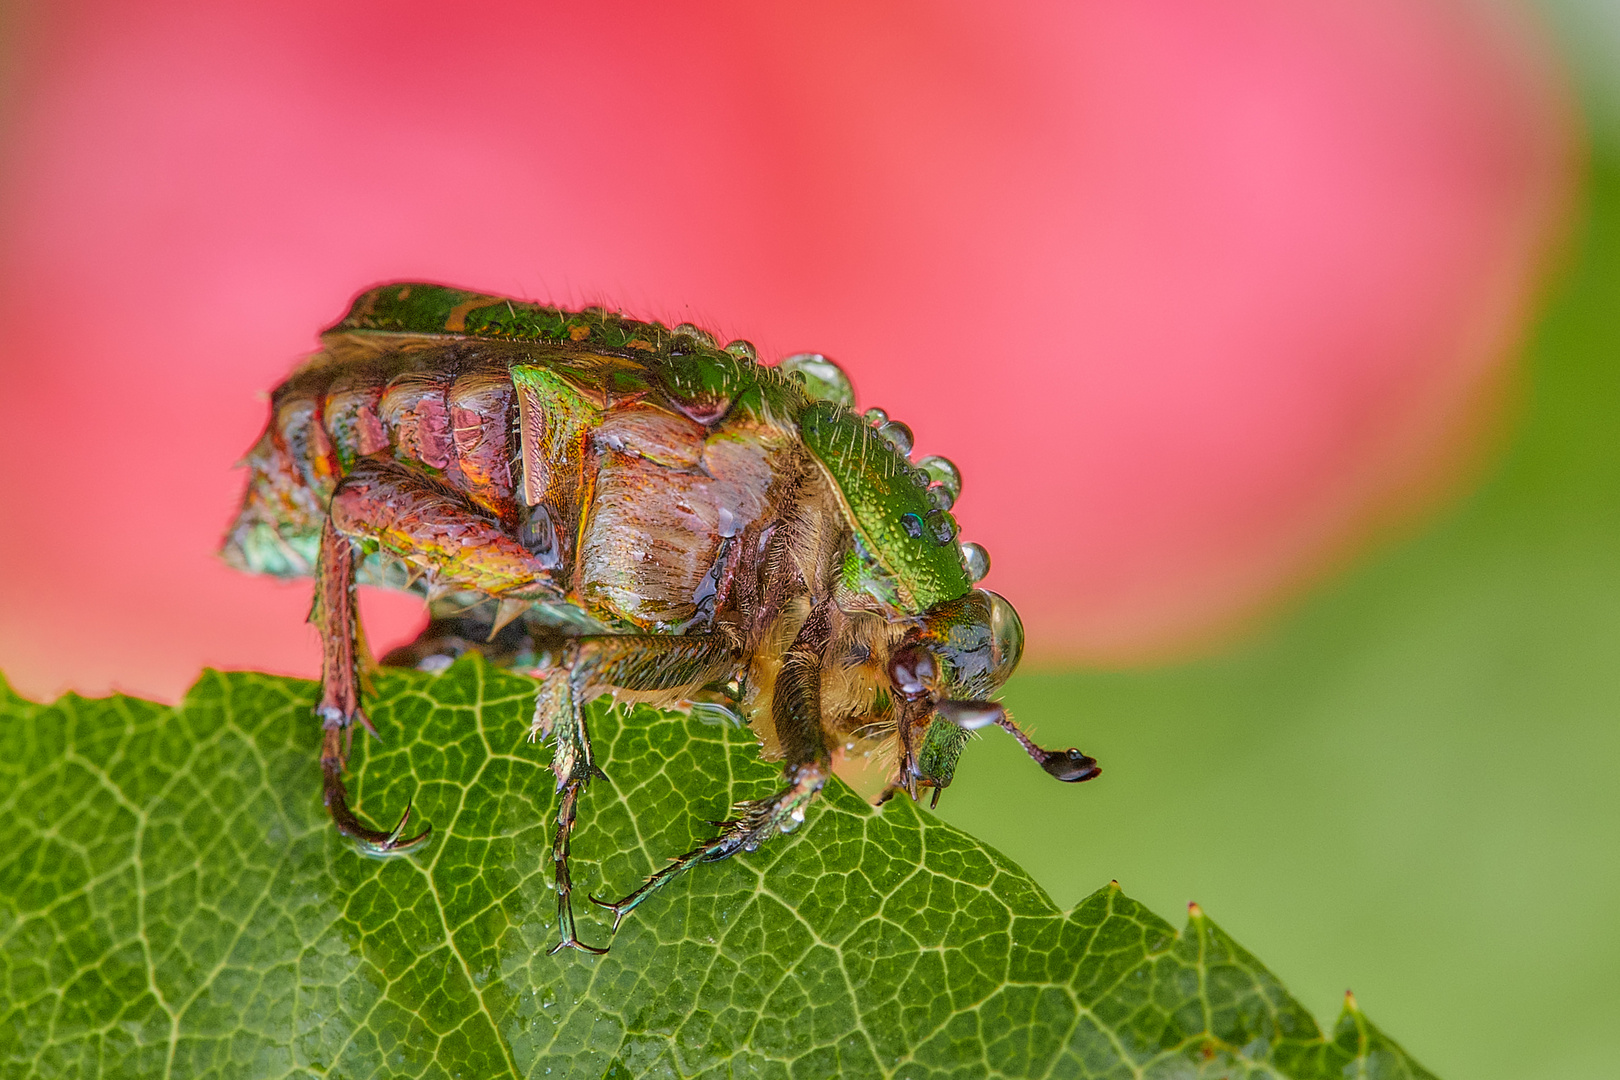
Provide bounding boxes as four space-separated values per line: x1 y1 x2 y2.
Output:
224 283 1099 953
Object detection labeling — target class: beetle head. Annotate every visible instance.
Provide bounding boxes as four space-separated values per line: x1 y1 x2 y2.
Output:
884 589 1099 807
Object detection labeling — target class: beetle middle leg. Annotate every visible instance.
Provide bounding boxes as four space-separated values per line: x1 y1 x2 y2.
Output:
530 633 741 954
593 605 833 932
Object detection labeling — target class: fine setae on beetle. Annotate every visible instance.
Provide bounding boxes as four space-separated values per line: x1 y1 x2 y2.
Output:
224 283 1100 954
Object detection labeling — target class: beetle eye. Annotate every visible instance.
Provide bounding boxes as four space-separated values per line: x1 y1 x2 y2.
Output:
887 644 936 700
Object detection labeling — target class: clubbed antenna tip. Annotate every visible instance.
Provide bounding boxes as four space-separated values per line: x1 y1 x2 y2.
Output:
933 700 1101 784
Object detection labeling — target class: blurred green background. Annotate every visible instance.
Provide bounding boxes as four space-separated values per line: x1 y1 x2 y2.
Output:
941 139 1620 1080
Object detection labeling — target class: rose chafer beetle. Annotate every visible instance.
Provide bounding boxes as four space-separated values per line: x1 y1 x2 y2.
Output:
224 283 1100 953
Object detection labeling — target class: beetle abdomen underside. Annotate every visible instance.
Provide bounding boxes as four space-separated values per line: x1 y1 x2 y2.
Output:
224 285 814 634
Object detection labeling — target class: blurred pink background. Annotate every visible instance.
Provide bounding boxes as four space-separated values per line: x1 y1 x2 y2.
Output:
0 0 1575 703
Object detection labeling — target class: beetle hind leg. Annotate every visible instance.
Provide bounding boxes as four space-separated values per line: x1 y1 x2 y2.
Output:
314 519 431 855
320 728 427 852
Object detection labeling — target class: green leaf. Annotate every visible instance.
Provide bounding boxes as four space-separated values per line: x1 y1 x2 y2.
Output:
0 663 1435 1079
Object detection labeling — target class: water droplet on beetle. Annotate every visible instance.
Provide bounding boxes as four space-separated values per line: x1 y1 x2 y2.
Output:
877 420 914 456
917 455 961 501
723 339 757 362
673 322 717 347
960 541 990 582
520 504 561 567
779 352 855 407
863 407 888 427
925 509 958 545
928 483 955 511
900 512 926 539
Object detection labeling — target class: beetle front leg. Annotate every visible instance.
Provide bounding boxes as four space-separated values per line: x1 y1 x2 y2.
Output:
594 607 832 931
313 519 431 855
531 633 740 955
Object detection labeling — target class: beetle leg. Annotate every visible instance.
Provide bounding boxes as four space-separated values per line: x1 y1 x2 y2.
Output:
593 607 832 932
379 597 564 672
330 458 566 601
533 632 740 955
313 460 563 855
532 662 606 955
313 519 431 855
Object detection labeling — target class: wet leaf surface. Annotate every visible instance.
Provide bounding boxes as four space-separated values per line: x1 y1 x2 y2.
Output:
0 663 1435 1078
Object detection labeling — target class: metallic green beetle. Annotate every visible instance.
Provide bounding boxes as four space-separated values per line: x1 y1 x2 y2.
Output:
224 283 1099 953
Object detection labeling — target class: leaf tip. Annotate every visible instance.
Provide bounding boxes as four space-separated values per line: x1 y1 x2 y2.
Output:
1187 901 1205 920
1344 988 1360 1012
1107 879 1122 891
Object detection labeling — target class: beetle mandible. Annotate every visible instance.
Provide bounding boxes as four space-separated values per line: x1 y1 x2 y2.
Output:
224 283 1100 954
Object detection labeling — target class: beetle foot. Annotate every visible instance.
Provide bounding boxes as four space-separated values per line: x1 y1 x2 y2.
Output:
319 728 432 856
546 930 609 956
592 773 822 933
588 887 651 933
587 812 761 931
546 779 609 955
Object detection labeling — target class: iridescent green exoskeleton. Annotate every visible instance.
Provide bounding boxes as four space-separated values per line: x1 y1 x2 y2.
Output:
224 283 1100 953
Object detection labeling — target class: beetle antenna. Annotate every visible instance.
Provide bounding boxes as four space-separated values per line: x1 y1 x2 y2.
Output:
934 700 1101 783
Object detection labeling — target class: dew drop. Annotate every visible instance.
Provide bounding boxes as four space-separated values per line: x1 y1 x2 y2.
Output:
877 420 914 456
928 483 955 511
519 504 561 568
924 509 958 545
673 322 717 348
917 455 962 501
723 339 757 362
779 352 855 407
960 541 990 582
863 407 889 427
900 512 926 539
